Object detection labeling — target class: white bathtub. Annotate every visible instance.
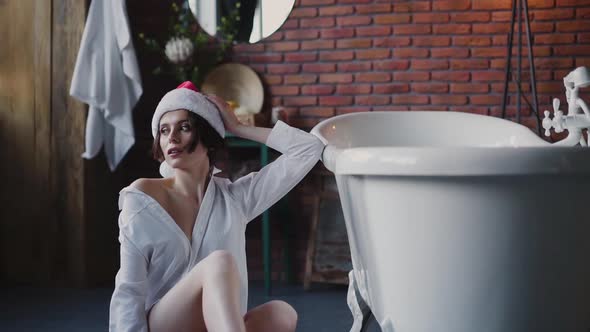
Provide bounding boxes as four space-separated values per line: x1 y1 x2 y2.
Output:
311 111 590 332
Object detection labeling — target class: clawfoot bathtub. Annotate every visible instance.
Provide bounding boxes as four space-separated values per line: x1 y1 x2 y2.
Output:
311 111 590 332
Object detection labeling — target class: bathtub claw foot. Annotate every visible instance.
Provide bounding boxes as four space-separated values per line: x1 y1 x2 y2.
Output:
347 270 373 332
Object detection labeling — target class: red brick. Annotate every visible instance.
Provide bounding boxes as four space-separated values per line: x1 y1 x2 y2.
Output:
394 24 432 35
431 48 469 58
453 36 491 46
319 50 354 61
412 83 449 93
285 53 318 62
393 72 430 81
373 84 410 94
413 13 450 23
337 16 372 26
411 105 449 111
283 96 317 106
320 28 355 39
302 63 336 73
533 8 574 20
284 75 317 84
374 37 411 48
534 58 574 69
338 62 372 72
578 7 590 19
451 12 490 23
492 35 508 45
301 0 336 5
355 72 391 83
301 85 336 96
450 59 489 70
356 26 392 37
576 57 590 67
290 117 322 128
451 83 489 93
270 86 300 96
534 33 575 44
282 19 299 29
392 95 429 105
431 95 469 105
268 64 300 74
266 42 299 52
538 82 567 93
264 32 283 42
558 0 590 5
453 106 490 115
337 38 372 49
373 106 410 112
394 48 429 58
356 49 391 60
472 47 507 57
554 45 590 56
319 73 353 83
412 36 451 47
336 106 371 114
470 95 503 105
285 30 319 40
491 11 514 22
531 22 555 33
338 0 372 3
431 71 470 81
529 0 555 8
490 82 531 93
355 4 392 14
336 84 372 94
301 40 335 50
472 71 505 81
473 0 511 10
411 59 449 70
248 64 266 73
373 60 410 71
374 14 411 25
355 95 390 105
262 75 282 85
300 17 335 28
290 8 318 18
433 24 471 35
249 54 282 63
319 6 354 16
473 23 511 34
393 2 431 12
300 107 335 117
320 96 353 106
556 21 588 32
433 0 470 10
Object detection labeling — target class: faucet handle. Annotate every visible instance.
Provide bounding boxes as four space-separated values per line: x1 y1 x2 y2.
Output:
553 110 564 133
542 110 553 137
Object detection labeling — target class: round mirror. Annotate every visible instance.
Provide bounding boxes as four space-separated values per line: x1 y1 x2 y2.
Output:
188 0 295 44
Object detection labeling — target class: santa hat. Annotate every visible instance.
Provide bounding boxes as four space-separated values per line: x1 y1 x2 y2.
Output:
151 81 225 138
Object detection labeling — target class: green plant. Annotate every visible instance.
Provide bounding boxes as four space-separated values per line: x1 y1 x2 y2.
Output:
138 1 240 86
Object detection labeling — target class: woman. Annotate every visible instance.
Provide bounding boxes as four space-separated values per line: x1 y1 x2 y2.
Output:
109 81 325 331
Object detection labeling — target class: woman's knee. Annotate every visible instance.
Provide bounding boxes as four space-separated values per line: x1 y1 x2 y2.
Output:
269 300 298 331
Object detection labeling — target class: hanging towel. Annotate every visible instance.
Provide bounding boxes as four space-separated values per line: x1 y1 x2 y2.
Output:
70 0 142 171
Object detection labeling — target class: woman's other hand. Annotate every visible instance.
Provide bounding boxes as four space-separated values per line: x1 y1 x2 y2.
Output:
206 94 241 135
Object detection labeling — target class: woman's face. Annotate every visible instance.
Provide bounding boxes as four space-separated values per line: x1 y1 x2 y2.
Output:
159 110 208 171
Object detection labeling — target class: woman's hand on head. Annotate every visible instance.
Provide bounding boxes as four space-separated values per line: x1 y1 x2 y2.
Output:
206 94 241 135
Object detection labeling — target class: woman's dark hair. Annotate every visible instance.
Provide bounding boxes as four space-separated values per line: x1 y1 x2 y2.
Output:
152 112 225 169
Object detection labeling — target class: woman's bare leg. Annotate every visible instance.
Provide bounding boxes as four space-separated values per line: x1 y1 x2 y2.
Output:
148 250 246 332
244 300 298 332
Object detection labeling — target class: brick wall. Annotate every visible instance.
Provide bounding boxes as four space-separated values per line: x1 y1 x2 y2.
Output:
233 0 590 132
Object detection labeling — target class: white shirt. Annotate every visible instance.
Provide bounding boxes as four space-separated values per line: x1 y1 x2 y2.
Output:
109 121 325 331
70 0 142 171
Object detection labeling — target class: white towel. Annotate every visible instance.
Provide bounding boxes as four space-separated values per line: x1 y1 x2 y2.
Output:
70 0 142 171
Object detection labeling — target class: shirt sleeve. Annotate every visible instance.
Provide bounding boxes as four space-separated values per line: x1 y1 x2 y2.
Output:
109 221 149 331
228 120 325 224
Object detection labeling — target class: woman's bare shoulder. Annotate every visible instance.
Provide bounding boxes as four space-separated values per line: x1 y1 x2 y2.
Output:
129 178 170 202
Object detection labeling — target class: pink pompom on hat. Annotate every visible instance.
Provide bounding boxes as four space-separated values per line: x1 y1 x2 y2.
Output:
151 81 225 138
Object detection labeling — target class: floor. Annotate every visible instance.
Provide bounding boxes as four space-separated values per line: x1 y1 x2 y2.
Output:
0 281 381 331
